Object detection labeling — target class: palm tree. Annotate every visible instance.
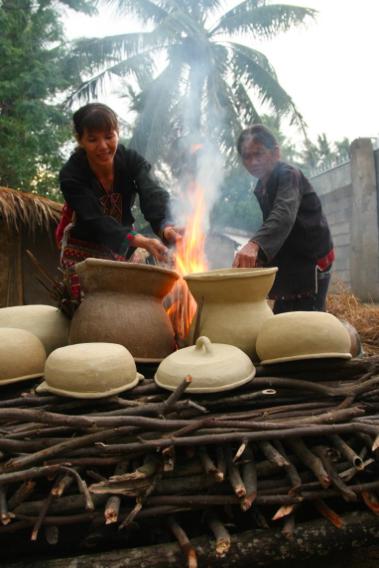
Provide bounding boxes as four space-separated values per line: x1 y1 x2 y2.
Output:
70 0 315 168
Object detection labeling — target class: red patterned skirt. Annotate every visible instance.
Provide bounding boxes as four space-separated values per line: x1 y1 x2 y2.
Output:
61 236 126 300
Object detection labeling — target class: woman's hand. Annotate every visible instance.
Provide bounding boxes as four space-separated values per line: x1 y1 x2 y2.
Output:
232 241 260 268
133 234 168 262
161 225 184 244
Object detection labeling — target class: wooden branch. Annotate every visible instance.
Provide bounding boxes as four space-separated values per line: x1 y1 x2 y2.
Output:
51 473 75 498
98 422 379 453
259 440 290 468
0 487 13 525
241 446 257 511
205 510 231 558
312 445 357 501
8 480 36 510
31 492 55 541
4 426 139 471
215 447 226 480
198 447 223 482
0 465 66 486
314 499 344 529
273 440 302 495
161 376 192 416
167 516 198 568
285 439 331 488
225 447 246 499
59 467 94 511
281 513 296 540
105 460 129 525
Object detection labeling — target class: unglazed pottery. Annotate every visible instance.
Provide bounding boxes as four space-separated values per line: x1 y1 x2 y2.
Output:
155 336 256 393
256 311 352 365
37 342 142 398
0 304 69 355
184 267 278 360
69 259 179 362
0 327 46 385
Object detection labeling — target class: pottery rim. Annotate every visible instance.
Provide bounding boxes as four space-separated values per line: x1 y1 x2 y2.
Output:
260 352 352 365
184 267 278 281
75 257 180 279
37 372 144 399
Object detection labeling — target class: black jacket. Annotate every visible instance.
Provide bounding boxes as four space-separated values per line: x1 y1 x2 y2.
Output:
59 145 171 253
253 161 333 299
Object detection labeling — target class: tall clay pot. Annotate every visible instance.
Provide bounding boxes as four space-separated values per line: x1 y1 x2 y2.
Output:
184 267 278 361
69 259 179 362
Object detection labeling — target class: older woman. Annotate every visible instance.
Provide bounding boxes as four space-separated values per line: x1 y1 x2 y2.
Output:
57 102 180 298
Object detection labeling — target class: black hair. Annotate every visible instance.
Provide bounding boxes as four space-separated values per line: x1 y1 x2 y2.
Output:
73 103 119 139
237 124 278 155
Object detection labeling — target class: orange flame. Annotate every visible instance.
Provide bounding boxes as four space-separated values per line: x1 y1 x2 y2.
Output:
167 181 208 342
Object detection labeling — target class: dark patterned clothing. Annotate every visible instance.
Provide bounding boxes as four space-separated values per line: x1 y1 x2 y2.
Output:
61 237 125 300
252 161 334 301
59 144 171 252
58 144 171 298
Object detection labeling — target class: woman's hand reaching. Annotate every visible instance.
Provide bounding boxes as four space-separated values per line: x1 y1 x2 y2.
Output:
133 234 168 262
232 241 260 268
161 225 184 244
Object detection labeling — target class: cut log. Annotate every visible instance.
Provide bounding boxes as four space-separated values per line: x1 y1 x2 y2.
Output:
3 511 379 567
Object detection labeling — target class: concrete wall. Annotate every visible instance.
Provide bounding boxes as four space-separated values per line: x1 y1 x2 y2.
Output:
311 139 379 301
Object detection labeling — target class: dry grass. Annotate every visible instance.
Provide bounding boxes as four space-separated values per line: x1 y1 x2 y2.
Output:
0 187 62 232
327 282 379 355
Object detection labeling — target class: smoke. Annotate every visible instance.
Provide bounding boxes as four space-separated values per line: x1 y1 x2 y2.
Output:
170 59 226 237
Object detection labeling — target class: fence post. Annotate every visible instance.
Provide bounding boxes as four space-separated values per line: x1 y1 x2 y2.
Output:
350 138 379 301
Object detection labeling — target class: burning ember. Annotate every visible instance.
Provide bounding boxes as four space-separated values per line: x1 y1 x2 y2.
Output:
167 181 208 342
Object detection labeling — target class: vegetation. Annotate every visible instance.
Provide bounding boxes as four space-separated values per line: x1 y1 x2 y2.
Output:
0 0 93 198
70 0 315 170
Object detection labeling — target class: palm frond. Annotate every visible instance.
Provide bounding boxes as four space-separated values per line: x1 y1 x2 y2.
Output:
203 48 246 157
72 33 152 68
227 42 296 116
66 51 156 105
211 2 316 38
101 0 170 23
129 60 185 163
231 80 262 127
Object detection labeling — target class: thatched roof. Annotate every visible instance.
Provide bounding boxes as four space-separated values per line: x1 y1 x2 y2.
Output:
0 187 62 232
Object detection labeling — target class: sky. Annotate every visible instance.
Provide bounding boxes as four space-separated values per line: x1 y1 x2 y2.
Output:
63 0 379 146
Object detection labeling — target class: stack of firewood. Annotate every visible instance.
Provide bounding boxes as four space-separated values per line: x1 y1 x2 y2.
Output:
0 356 379 566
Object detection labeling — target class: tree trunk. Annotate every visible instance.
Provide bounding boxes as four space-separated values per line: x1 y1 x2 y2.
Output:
3 511 379 567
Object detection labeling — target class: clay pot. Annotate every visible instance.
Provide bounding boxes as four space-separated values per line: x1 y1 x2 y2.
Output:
184 267 278 360
69 259 179 362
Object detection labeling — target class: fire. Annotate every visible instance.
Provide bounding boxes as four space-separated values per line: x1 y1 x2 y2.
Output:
167 181 208 342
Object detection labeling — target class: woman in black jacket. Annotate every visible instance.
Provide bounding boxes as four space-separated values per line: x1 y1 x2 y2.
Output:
233 124 334 313
57 102 180 298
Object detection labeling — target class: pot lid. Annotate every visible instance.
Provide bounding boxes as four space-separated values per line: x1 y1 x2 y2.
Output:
37 343 142 399
155 336 256 393
0 328 46 386
256 311 352 365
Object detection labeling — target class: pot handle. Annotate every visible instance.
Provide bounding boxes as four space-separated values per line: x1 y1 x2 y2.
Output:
195 336 214 355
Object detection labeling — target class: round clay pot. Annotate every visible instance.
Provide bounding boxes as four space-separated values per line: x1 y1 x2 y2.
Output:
69 259 180 362
184 267 278 360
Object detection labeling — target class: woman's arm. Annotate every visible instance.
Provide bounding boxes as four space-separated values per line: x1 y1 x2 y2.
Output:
252 166 303 262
